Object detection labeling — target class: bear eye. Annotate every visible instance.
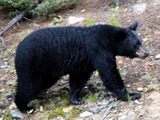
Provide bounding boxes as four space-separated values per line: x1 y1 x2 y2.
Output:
134 41 140 49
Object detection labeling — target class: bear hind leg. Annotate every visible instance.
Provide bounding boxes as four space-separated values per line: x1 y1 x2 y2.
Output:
15 79 41 113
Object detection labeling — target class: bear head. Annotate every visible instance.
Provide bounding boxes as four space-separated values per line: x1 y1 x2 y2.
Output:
115 21 149 59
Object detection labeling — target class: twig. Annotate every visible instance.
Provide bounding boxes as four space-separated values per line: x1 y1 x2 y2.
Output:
0 37 5 46
100 96 114 120
0 0 42 36
23 17 37 22
100 103 113 120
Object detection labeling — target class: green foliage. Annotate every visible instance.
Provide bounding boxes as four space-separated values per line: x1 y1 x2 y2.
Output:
86 19 95 26
111 6 120 11
87 92 99 102
54 16 64 23
45 112 56 119
108 14 121 26
55 108 67 118
112 0 116 4
31 0 78 17
143 37 149 42
0 0 32 9
68 108 81 120
127 93 132 101
145 73 152 84
0 0 78 17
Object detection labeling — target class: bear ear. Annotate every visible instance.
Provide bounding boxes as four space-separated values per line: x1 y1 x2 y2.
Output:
129 21 138 31
116 29 126 41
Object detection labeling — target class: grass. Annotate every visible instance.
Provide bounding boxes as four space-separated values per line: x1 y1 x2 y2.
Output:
108 14 121 26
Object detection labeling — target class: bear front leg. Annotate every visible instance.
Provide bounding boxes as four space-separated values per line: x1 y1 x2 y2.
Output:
94 58 141 101
69 72 92 105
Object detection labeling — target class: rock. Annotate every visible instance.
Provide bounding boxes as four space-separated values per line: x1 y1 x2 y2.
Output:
0 102 5 109
9 103 17 110
118 111 136 120
54 97 61 102
126 111 136 120
0 109 2 115
39 106 43 112
79 111 93 117
5 93 13 99
9 110 23 119
137 87 143 92
155 54 160 59
131 3 146 15
134 100 142 105
101 99 110 106
63 106 73 112
68 16 84 25
0 89 5 93
118 115 127 120
0 37 4 45
89 105 101 113
0 62 9 68
126 84 131 88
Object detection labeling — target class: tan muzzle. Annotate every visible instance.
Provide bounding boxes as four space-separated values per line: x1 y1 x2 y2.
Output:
135 46 149 59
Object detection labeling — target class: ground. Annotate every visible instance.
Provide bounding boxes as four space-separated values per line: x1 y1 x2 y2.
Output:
0 0 160 120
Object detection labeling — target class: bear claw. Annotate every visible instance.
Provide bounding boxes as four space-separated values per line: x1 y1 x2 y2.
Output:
70 97 82 105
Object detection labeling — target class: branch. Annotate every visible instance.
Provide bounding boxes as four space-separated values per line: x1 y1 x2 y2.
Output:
0 0 42 36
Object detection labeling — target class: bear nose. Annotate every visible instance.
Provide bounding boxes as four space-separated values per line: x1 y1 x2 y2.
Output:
135 46 149 59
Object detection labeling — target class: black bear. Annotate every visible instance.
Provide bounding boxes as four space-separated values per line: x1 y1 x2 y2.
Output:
14 22 149 113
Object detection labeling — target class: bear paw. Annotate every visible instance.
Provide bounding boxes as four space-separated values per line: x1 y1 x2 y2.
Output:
19 106 36 113
129 93 141 100
119 92 141 101
70 97 82 105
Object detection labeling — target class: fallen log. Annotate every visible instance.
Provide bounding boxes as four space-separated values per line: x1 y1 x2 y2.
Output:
0 0 42 36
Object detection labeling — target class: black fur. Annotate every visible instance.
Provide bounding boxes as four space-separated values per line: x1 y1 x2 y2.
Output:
14 22 148 113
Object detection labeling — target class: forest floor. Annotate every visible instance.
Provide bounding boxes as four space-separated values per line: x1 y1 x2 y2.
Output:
0 0 160 120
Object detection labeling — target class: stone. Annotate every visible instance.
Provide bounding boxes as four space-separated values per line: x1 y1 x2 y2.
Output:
126 84 131 88
5 93 13 99
89 106 101 113
63 106 73 113
126 111 136 120
118 111 136 120
137 87 143 92
0 62 9 69
131 3 146 15
101 99 110 106
0 89 5 93
0 102 5 109
9 110 23 119
9 103 17 110
134 100 141 105
0 109 2 115
79 111 93 117
155 54 160 59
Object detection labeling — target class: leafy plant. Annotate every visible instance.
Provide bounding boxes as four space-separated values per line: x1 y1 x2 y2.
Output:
55 108 67 118
87 92 99 102
0 0 78 17
108 14 121 26
54 16 64 23
127 93 132 101
68 108 81 120
86 19 95 26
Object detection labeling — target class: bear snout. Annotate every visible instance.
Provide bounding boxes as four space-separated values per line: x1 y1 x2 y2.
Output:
135 46 149 59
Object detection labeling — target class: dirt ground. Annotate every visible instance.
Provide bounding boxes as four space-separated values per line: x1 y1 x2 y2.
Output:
0 0 160 120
